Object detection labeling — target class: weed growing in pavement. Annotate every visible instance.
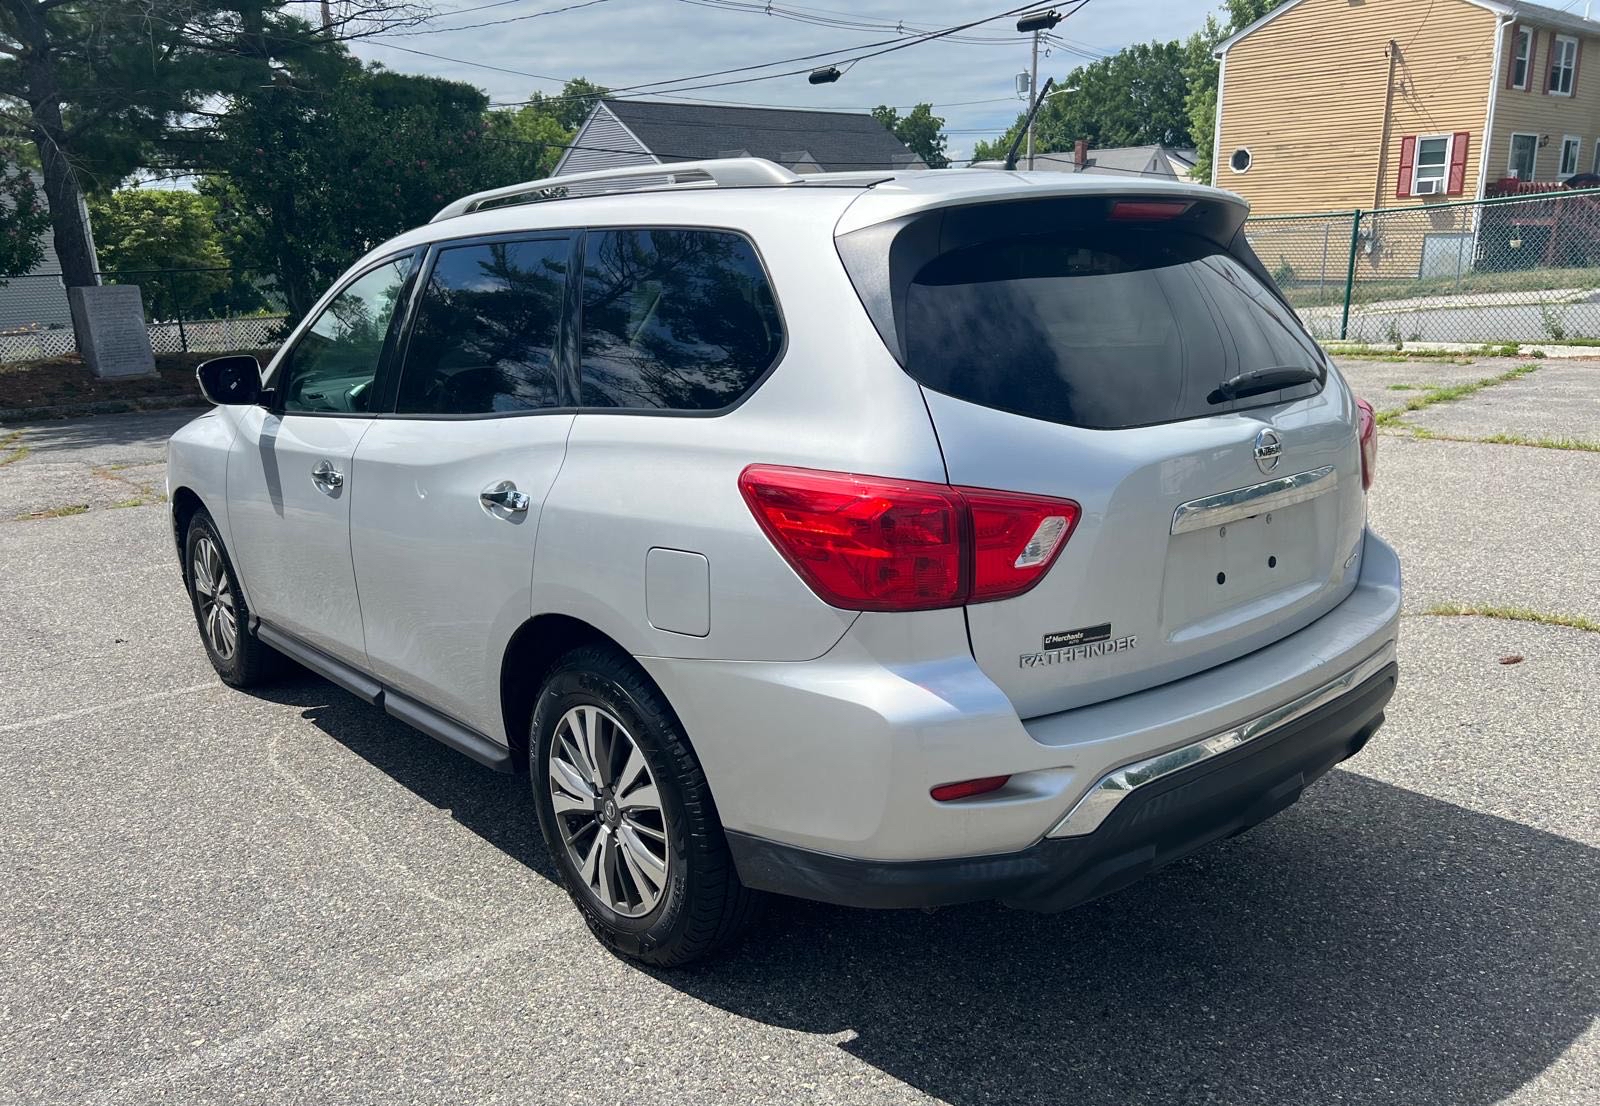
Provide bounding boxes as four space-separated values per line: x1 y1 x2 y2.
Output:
0 429 28 466
1423 604 1600 632
1406 426 1600 451
1374 364 1538 424
18 504 89 520
1538 301 1569 342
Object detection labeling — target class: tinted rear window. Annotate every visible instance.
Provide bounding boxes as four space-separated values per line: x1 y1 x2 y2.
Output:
899 225 1323 430
579 228 783 411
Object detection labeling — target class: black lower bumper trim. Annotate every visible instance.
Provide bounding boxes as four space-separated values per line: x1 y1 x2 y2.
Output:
727 662 1397 912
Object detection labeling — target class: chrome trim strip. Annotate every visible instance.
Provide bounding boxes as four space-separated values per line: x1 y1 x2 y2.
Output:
1046 643 1396 838
1171 465 1338 536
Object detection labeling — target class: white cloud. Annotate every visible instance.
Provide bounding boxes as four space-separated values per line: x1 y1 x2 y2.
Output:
350 0 1222 162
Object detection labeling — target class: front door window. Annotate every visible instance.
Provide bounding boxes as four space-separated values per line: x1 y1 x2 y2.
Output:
281 257 413 414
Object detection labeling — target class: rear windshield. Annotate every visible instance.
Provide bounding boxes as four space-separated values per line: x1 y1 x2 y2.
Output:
895 224 1324 430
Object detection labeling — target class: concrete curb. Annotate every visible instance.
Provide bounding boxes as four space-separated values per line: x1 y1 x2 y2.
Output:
0 394 208 424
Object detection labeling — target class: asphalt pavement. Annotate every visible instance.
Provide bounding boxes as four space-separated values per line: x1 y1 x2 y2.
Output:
1 375 1596 1106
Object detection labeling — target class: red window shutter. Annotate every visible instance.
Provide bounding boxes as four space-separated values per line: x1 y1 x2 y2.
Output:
1448 132 1470 194
1526 30 1537 93
1545 32 1555 94
1506 25 1520 89
1574 39 1583 94
1396 134 1417 198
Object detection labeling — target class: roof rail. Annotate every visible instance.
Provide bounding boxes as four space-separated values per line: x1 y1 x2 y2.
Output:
429 157 804 222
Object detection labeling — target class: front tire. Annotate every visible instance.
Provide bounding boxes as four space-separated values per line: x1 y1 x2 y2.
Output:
530 645 759 966
183 509 280 688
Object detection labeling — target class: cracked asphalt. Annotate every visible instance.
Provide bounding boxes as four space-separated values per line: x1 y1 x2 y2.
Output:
1 364 1596 1106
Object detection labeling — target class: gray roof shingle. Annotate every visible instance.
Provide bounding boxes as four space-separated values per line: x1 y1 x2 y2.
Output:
600 100 926 172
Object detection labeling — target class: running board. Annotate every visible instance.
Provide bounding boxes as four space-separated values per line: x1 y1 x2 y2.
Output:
254 621 513 774
384 691 514 773
256 622 382 703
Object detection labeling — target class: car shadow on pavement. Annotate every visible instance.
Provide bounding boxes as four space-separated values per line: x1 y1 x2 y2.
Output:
256 678 1599 1106
256 675 561 885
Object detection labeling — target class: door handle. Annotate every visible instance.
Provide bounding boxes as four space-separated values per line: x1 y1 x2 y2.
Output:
311 459 344 492
480 480 530 513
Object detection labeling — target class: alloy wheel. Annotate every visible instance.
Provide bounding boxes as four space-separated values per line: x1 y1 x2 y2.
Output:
191 535 238 661
547 705 671 917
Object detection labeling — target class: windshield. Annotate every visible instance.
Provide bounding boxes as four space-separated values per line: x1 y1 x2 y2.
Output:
900 226 1324 430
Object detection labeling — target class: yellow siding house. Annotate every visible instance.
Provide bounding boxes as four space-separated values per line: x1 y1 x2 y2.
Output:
1214 0 1600 214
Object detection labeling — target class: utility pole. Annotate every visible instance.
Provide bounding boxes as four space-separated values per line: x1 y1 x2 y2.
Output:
1028 29 1040 169
1016 10 1064 170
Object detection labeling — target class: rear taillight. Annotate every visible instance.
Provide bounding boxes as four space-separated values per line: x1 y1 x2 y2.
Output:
1355 396 1377 490
738 465 1080 612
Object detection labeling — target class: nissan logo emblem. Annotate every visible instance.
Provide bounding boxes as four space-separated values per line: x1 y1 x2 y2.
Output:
1254 428 1283 474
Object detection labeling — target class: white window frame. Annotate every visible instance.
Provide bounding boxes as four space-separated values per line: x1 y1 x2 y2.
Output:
1549 34 1578 96
1592 138 1600 176
1511 26 1533 90
1560 134 1583 176
1411 133 1453 194
1229 147 1252 174
1508 132 1539 179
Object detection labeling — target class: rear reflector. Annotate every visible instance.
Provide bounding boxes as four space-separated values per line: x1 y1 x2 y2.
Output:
1108 200 1192 222
930 775 1010 802
738 465 1080 612
1355 396 1377 490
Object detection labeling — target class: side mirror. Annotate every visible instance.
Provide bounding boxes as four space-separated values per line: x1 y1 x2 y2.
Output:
196 355 263 406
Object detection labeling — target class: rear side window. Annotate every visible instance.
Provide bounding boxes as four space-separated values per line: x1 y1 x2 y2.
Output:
397 237 569 415
903 227 1323 430
578 228 783 411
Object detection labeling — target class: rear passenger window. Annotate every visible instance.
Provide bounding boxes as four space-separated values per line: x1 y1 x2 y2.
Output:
396 238 569 415
578 229 783 411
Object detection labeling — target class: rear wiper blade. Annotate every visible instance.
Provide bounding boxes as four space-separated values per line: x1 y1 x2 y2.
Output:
1208 365 1322 404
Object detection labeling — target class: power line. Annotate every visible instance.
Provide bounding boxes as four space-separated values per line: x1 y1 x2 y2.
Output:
372 1 1046 105
383 0 616 36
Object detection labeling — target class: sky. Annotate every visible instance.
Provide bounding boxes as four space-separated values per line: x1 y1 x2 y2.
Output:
347 0 1224 164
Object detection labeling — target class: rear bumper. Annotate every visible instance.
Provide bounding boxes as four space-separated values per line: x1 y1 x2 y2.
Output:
727 658 1396 911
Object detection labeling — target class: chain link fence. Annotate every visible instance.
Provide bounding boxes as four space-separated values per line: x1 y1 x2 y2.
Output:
1245 187 1600 345
0 268 288 364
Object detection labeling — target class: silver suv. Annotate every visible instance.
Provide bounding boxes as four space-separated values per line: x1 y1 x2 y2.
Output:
168 160 1399 966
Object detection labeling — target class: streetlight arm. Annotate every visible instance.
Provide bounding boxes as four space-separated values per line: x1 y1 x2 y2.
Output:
1003 76 1055 170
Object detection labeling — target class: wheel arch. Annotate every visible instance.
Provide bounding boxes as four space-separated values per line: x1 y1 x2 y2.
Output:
170 486 208 580
500 613 678 776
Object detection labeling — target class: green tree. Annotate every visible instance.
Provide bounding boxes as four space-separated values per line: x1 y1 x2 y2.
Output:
200 65 541 316
513 77 609 133
88 188 230 318
971 40 1194 165
486 77 612 177
1185 1 1285 180
0 156 48 282
871 103 951 169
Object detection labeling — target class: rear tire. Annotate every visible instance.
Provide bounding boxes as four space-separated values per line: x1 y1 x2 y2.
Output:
183 509 281 688
530 644 760 966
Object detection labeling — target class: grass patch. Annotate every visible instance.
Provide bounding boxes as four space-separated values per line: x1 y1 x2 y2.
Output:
18 503 88 520
1375 363 1538 424
1387 383 1417 391
0 429 28 466
1423 603 1600 633
1406 426 1600 451
109 497 145 509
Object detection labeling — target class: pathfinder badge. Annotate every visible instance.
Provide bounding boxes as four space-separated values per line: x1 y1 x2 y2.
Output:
1020 623 1138 668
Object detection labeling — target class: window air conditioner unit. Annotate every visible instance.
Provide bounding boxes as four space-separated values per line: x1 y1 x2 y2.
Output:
1414 178 1440 195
